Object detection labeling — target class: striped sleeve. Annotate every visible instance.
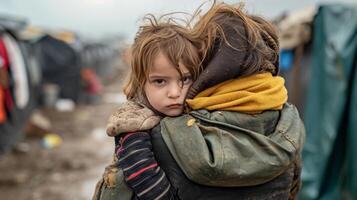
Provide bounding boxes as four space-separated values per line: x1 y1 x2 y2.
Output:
116 132 176 200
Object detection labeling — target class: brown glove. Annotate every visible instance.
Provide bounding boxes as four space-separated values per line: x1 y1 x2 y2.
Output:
106 101 161 136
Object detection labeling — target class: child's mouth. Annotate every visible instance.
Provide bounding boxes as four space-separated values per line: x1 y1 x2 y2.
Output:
167 104 182 109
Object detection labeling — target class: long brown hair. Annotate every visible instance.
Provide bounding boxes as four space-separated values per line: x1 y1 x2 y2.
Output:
123 15 201 99
191 2 280 76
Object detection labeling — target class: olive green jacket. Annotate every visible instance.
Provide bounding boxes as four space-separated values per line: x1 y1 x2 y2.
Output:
160 103 305 187
92 103 305 199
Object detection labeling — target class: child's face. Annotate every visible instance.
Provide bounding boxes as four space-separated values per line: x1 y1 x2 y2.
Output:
144 52 193 117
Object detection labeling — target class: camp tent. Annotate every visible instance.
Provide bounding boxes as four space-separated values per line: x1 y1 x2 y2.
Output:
0 27 40 154
300 3 357 200
34 35 81 102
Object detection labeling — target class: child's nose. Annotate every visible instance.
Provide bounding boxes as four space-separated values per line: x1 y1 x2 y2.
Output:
168 84 181 98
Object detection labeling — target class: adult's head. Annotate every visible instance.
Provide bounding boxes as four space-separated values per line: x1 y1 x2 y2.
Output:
187 2 280 98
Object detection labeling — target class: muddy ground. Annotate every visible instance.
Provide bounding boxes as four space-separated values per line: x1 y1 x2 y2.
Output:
0 73 127 200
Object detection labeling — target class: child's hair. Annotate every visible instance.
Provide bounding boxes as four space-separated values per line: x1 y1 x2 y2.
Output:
191 2 280 76
124 15 202 100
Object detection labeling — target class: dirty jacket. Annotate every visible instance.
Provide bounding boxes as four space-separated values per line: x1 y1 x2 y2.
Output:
150 103 305 199
92 102 305 200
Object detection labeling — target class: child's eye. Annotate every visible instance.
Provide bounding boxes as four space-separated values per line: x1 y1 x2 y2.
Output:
182 76 192 85
152 79 166 86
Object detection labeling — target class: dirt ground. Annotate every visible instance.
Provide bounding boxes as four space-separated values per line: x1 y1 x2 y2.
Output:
0 74 127 200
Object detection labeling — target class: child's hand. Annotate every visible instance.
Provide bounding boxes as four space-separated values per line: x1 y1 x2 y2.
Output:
106 101 161 136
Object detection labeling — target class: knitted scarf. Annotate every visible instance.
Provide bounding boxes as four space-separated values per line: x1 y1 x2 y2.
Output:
186 73 288 114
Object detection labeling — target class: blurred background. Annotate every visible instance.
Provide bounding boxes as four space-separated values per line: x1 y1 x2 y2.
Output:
0 0 356 200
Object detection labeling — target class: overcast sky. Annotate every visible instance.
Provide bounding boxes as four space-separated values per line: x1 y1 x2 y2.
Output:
0 0 355 42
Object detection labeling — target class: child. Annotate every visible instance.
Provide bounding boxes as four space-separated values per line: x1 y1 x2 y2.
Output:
95 16 202 200
93 2 305 200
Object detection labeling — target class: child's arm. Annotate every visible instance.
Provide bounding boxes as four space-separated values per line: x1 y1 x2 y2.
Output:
117 131 176 200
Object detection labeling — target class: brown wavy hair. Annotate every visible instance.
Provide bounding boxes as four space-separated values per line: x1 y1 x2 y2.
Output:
191 2 280 76
123 15 202 99
124 2 280 99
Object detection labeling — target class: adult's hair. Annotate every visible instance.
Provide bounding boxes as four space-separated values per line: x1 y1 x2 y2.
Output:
185 2 280 98
191 2 280 77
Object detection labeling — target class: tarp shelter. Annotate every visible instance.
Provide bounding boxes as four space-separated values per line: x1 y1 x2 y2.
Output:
80 42 118 83
300 3 357 200
35 35 81 101
275 6 316 118
0 27 40 153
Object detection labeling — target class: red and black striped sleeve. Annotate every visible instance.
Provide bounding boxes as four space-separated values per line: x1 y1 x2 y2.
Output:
116 132 176 200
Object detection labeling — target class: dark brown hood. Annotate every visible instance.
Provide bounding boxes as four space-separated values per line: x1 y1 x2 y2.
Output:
187 13 279 99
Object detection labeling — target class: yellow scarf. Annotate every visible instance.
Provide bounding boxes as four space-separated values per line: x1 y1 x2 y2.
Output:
186 73 288 114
